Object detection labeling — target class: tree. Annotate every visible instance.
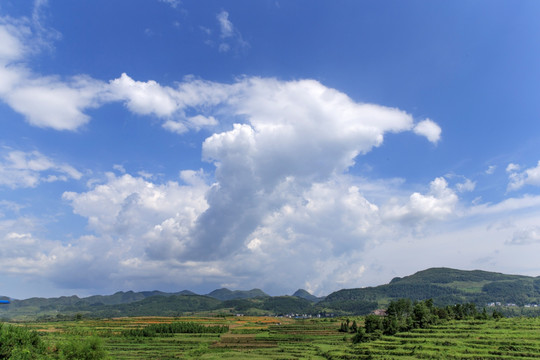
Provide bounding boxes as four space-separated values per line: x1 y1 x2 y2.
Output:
364 315 383 334
350 320 358 333
412 301 434 329
352 328 367 344
383 316 398 335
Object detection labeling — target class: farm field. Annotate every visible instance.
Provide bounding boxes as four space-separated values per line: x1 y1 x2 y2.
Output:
10 315 540 359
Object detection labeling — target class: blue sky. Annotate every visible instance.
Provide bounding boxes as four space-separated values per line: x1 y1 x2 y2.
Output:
1 0 540 299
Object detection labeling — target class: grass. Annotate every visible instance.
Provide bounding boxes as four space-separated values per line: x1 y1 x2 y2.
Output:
6 316 540 359
439 280 491 293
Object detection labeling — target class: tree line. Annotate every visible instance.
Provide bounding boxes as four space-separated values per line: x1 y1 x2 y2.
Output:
336 298 504 344
122 321 229 337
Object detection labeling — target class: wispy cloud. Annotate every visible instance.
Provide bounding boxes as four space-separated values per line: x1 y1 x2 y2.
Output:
217 11 234 38
508 226 540 245
158 0 181 9
0 149 82 188
215 10 249 53
486 165 496 175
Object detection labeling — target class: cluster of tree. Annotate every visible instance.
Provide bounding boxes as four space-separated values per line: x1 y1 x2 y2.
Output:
350 299 504 344
338 319 358 333
0 322 107 359
122 321 229 337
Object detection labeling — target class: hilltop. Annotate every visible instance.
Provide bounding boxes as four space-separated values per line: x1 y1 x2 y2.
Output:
1 268 539 320
319 267 540 313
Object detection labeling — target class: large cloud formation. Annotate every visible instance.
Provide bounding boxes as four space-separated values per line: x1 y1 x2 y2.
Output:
62 74 439 263
54 74 445 293
0 9 478 296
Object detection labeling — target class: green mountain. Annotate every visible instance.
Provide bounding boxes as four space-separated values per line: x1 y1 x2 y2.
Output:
318 267 540 314
206 288 269 301
292 289 324 303
89 295 222 317
1 268 539 320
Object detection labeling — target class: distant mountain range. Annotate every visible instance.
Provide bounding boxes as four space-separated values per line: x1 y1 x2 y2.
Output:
1 268 539 320
206 288 269 301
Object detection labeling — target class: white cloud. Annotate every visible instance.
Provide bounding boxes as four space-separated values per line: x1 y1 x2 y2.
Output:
383 177 458 222
413 118 441 144
214 10 249 53
217 11 233 38
0 17 107 130
184 77 440 259
507 161 540 191
468 194 540 216
486 165 496 174
0 11 439 146
162 120 189 134
63 172 209 261
6 75 105 130
108 73 178 117
159 0 181 8
506 163 520 173
1 7 469 296
0 213 63 277
508 227 540 245
0 21 28 62
456 178 476 193
112 164 126 173
49 94 447 292
0 149 82 188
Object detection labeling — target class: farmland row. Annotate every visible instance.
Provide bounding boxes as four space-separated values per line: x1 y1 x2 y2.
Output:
6 315 540 359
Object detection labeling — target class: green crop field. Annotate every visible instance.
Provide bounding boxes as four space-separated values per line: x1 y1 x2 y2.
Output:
4 315 540 359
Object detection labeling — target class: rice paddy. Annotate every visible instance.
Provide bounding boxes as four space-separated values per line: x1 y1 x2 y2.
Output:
10 315 540 359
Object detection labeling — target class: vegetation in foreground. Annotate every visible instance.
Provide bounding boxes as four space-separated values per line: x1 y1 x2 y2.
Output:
2 307 540 359
0 322 107 359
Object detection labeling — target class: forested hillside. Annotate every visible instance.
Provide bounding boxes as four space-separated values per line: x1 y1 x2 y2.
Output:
1 268 539 320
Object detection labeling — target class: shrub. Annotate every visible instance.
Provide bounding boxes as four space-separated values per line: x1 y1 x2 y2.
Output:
58 336 107 360
0 323 48 360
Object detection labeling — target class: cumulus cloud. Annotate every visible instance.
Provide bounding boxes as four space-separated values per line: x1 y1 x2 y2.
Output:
181 78 442 260
63 171 209 259
46 74 446 291
383 177 458 222
413 118 441 144
0 12 440 149
106 73 230 132
246 178 380 256
49 74 444 267
0 6 461 295
0 149 82 188
507 161 540 191
108 73 178 117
